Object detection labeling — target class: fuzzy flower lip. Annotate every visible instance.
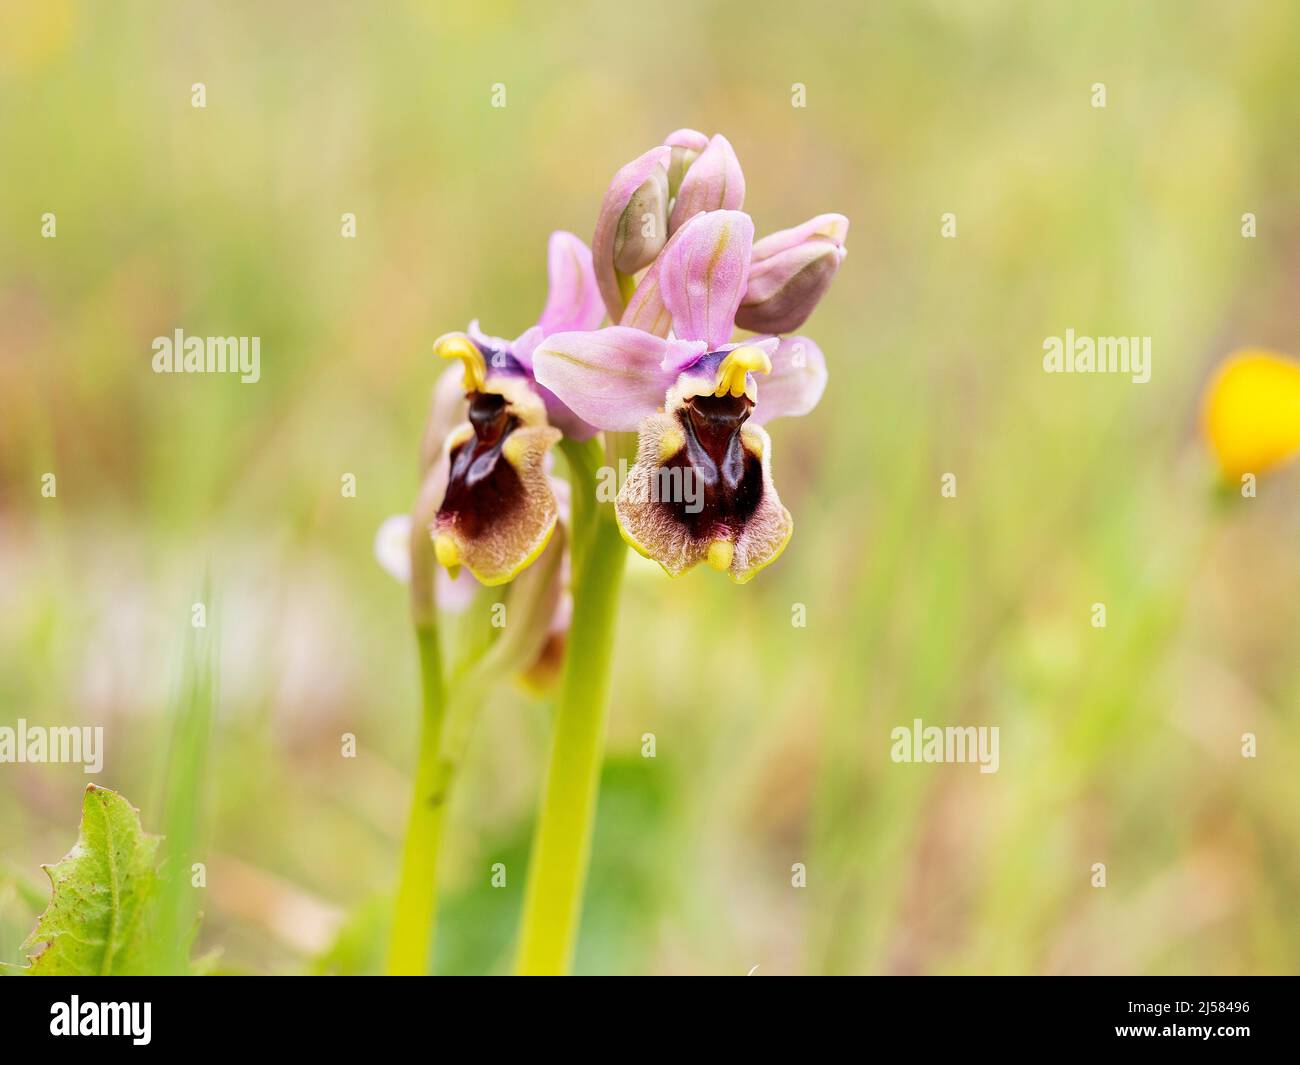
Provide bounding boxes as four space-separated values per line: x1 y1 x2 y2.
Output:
616 402 792 583
1202 348 1300 480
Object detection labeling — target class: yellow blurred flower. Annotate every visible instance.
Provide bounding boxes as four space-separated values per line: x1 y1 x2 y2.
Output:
1201 348 1300 480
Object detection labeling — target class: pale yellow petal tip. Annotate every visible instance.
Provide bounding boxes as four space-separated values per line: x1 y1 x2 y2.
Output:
715 345 772 398
433 531 461 576
706 539 734 572
817 215 850 243
433 332 487 392
1202 349 1300 479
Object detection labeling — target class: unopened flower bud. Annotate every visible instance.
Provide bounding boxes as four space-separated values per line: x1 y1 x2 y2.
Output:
612 166 669 275
664 127 709 200
592 145 672 320
735 214 848 335
668 134 745 234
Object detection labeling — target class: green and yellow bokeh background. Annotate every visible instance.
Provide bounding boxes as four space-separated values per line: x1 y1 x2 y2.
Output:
2 0 1299 974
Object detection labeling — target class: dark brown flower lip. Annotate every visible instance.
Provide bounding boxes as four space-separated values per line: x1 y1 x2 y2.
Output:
660 393 763 540
439 392 523 539
614 410 791 583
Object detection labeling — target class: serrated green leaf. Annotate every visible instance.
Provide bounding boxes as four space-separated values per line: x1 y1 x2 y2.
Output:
6 784 161 975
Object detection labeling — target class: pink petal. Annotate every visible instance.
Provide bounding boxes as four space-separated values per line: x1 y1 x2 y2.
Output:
619 262 673 337
511 324 545 371
751 213 849 260
658 210 754 349
515 325 601 438
538 231 604 337
668 134 745 234
592 145 672 321
750 335 828 424
661 341 710 376
532 326 705 431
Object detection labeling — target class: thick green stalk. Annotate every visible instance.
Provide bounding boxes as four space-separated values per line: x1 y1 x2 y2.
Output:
515 438 627 975
385 619 446 975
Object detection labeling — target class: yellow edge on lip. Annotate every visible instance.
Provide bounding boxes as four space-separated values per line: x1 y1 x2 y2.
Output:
463 515 559 588
729 509 794 585
614 508 676 575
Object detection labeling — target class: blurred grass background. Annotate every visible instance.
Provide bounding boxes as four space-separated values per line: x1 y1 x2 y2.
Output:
3 0 1299 975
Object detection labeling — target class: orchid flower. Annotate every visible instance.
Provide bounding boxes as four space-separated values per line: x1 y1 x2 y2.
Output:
424 231 603 586
533 209 832 583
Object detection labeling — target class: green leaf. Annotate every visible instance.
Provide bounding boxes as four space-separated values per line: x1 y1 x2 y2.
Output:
5 785 161 975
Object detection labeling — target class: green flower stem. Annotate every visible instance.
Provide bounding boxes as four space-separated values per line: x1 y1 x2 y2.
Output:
515 437 628 975
385 618 446 975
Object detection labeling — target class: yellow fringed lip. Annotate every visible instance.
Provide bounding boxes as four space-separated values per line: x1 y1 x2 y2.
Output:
1201 349 1300 480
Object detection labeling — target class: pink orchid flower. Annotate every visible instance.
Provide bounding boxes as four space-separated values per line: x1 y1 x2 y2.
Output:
423 231 603 585
533 209 832 583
